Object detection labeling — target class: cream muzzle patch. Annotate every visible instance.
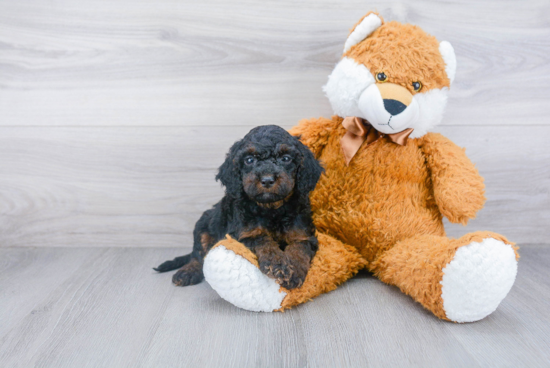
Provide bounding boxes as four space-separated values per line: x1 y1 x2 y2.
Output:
358 83 419 134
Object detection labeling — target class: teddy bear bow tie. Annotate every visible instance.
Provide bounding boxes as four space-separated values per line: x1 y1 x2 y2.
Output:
340 116 414 165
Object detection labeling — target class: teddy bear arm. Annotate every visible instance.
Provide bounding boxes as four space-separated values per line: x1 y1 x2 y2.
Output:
421 133 486 225
289 117 339 158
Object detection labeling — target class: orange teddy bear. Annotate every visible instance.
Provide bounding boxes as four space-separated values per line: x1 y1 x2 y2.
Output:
202 12 519 322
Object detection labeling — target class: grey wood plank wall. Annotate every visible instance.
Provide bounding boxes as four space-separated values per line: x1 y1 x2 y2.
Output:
1 0 549 247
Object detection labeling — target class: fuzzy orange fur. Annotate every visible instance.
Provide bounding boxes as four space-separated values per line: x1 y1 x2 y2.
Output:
278 232 367 310
346 13 450 92
292 117 452 263
286 116 515 318
371 231 517 320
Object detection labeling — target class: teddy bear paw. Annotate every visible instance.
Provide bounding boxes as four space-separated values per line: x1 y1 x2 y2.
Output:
440 238 518 323
203 244 287 312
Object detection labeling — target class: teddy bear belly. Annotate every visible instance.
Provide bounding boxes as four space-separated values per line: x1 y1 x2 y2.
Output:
311 139 446 262
311 199 445 263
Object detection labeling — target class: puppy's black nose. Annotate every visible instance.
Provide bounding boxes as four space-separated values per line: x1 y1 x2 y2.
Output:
383 99 407 115
261 175 276 188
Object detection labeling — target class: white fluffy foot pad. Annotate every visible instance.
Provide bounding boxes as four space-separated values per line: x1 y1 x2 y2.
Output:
203 245 287 312
440 238 518 322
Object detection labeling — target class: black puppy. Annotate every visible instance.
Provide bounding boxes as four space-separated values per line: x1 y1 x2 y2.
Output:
155 125 323 289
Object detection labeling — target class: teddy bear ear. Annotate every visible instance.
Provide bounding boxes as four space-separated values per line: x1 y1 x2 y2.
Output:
343 13 383 54
439 41 457 84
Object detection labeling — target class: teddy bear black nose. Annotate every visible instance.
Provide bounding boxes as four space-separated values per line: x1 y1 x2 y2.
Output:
261 175 276 188
383 99 407 116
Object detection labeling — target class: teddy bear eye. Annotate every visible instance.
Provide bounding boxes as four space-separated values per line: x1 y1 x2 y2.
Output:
244 156 256 165
412 81 423 92
376 72 387 82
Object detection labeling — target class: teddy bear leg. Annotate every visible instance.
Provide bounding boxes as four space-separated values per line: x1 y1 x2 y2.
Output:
371 231 519 322
203 233 367 312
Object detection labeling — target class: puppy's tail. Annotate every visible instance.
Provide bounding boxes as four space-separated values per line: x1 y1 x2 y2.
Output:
154 253 193 273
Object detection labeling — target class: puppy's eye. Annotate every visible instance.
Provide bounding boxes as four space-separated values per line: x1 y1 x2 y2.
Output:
376 72 387 83
412 81 422 92
280 155 292 163
244 156 256 165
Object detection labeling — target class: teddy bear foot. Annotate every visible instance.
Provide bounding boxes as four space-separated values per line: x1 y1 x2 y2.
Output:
440 238 518 323
203 243 287 312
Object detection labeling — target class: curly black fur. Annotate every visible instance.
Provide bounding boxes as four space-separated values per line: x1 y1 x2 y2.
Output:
154 125 324 289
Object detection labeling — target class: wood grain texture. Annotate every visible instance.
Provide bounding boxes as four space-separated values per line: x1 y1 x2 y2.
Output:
0 0 549 248
1 1 548 366
1 125 548 247
0 0 549 127
0 246 548 367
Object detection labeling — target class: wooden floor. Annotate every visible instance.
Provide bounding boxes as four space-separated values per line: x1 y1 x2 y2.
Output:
0 245 548 368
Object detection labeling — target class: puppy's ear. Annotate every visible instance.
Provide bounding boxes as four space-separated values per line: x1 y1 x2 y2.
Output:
215 140 243 197
296 139 324 195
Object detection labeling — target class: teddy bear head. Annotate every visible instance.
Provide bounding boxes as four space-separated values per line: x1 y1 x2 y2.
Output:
323 12 456 138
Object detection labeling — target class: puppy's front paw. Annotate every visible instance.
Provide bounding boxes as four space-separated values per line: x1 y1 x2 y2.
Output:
258 251 287 282
279 258 308 290
259 254 307 290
